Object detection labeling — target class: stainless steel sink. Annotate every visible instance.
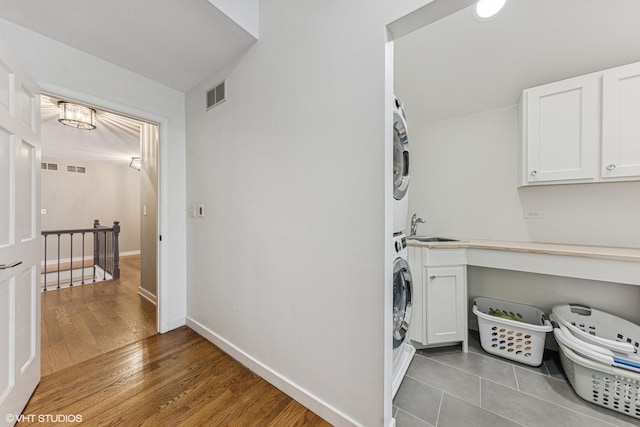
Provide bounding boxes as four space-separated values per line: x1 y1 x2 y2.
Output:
407 236 459 242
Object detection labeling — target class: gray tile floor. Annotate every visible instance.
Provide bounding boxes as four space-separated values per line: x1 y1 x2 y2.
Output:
393 332 640 427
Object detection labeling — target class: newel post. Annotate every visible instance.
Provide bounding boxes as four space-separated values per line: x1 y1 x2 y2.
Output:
112 221 120 279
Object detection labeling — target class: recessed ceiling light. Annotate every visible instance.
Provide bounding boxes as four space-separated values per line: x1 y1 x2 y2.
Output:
473 0 508 21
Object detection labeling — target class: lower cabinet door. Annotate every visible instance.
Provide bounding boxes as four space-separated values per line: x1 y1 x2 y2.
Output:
425 266 465 345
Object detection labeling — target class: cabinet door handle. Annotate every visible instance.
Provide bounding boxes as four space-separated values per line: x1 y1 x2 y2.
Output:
606 164 616 171
530 170 538 177
429 275 436 280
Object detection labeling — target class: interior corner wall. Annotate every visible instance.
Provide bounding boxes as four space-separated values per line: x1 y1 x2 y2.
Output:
40 156 140 259
0 17 187 332
140 124 158 299
407 105 640 248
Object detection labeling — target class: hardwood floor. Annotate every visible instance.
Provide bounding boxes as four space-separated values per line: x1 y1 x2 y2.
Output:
22 326 330 426
35 255 329 425
41 254 156 376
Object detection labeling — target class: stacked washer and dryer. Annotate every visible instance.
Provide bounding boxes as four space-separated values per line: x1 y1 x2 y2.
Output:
391 97 415 397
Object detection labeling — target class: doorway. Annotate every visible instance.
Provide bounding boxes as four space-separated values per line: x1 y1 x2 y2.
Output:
39 93 160 374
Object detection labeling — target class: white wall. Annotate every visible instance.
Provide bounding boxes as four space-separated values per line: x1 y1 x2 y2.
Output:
408 105 640 324
184 1 441 425
467 267 640 329
208 0 259 39
185 5 385 425
0 18 187 333
41 156 140 257
407 105 640 248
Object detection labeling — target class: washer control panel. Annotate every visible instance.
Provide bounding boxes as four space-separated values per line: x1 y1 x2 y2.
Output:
393 234 407 257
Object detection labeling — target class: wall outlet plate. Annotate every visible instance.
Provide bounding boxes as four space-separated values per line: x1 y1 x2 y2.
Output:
523 209 544 219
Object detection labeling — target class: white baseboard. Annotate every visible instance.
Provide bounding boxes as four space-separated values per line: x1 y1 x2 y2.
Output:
120 250 141 257
159 317 186 334
137 287 157 305
41 250 140 267
185 317 361 427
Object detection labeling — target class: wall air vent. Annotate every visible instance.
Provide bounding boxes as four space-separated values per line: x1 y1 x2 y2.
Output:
43 163 58 171
206 80 226 110
66 165 86 173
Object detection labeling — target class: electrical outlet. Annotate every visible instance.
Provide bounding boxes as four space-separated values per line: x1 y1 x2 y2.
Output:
196 204 205 218
523 209 544 219
41 208 47 215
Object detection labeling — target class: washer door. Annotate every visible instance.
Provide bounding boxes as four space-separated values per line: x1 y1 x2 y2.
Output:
393 99 410 201
393 257 413 349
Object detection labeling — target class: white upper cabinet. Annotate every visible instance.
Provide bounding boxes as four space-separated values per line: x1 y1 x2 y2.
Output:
520 61 640 186
522 76 599 184
602 62 640 179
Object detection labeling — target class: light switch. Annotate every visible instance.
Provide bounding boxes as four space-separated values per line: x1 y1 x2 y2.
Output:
196 205 205 217
41 208 47 215
143 205 147 216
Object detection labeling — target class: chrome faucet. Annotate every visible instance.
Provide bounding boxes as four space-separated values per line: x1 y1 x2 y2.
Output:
410 214 426 236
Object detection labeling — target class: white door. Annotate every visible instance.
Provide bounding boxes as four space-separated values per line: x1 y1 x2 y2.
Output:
0 38 41 426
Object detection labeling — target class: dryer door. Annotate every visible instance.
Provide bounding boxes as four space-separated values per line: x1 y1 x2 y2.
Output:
393 103 410 200
393 257 413 349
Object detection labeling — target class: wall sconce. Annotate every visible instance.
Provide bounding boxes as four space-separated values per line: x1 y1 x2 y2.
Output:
58 102 96 130
129 157 141 171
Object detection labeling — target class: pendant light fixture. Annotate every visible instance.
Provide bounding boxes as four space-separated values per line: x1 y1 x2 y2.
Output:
58 101 96 130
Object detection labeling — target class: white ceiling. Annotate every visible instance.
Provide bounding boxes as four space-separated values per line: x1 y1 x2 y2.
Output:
0 0 257 92
41 95 143 164
0 0 257 164
395 0 640 126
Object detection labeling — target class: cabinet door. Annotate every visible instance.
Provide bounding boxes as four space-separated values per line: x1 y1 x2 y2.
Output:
523 76 598 184
425 266 465 345
602 62 640 179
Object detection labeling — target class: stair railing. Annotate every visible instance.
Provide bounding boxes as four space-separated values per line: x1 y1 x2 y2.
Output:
41 219 121 291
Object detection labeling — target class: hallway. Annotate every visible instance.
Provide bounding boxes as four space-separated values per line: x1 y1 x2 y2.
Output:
41 254 156 375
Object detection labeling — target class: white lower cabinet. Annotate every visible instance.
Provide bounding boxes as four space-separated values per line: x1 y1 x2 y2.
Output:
408 247 468 352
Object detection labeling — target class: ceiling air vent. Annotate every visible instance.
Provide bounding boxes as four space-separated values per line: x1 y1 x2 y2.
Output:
206 81 226 110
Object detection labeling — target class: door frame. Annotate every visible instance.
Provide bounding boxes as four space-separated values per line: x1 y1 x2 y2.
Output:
38 82 166 333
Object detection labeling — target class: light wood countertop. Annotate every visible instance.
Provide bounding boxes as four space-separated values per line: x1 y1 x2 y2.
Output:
406 238 640 263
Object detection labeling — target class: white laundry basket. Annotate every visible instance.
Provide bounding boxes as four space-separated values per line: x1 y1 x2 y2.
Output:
557 339 640 419
473 297 552 366
552 303 640 356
